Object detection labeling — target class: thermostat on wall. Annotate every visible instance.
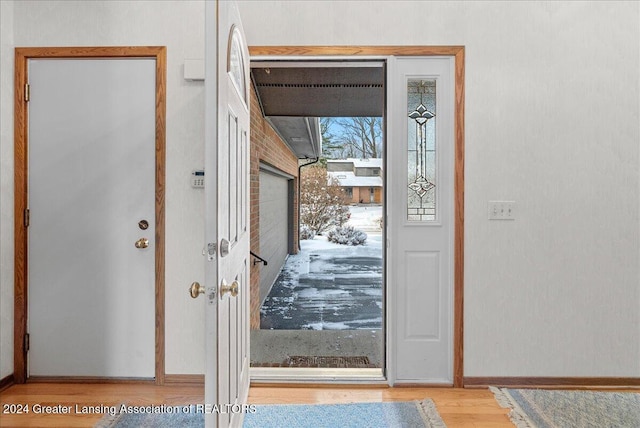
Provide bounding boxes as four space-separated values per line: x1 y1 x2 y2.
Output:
192 170 204 188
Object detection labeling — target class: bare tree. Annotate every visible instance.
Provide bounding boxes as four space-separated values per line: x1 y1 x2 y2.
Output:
335 117 382 158
320 117 336 151
319 117 342 163
320 117 383 160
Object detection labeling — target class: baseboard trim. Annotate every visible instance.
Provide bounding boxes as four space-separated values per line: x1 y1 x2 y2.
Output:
392 383 453 388
26 376 156 384
0 374 15 391
464 377 640 388
164 374 204 385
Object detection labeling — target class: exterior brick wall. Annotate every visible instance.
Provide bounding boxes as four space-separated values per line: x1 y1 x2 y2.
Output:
249 84 299 330
350 186 383 204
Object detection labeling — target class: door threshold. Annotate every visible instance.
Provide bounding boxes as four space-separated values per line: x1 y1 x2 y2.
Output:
250 367 386 383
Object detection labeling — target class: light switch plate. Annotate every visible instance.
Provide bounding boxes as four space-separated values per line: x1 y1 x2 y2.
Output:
488 201 516 220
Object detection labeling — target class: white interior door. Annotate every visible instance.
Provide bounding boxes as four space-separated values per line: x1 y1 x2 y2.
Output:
204 1 251 426
27 58 156 377
388 56 455 383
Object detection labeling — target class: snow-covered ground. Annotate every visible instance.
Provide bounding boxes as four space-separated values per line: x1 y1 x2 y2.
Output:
346 204 382 231
260 205 383 331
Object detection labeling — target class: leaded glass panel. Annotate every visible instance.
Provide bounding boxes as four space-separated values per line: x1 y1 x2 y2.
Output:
407 79 436 221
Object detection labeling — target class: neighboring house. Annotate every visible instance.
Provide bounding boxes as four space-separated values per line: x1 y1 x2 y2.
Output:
327 158 383 204
249 82 321 329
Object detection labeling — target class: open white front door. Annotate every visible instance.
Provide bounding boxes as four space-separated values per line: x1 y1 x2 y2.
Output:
204 1 251 427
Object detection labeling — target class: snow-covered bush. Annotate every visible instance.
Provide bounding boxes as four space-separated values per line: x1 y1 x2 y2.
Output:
299 224 316 240
300 165 350 235
327 226 367 246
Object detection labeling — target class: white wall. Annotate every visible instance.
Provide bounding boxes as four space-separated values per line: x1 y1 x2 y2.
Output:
0 0 206 377
237 0 640 377
1 0 638 382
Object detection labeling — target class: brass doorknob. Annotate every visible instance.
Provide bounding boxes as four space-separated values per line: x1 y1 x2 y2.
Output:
220 280 239 298
135 238 149 249
189 282 205 298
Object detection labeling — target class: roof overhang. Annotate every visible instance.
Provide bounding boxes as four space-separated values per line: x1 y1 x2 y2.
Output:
265 116 322 159
251 61 384 159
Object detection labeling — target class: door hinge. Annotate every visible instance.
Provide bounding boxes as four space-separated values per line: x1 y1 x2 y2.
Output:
24 333 30 352
24 209 30 227
24 84 30 102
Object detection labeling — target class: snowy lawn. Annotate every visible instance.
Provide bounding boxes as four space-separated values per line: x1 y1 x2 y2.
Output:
346 204 382 231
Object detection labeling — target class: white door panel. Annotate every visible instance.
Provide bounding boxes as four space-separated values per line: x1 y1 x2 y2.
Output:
28 58 156 377
204 1 250 426
388 57 455 383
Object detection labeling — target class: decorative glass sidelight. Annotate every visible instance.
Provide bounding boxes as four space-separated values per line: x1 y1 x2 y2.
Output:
407 79 436 221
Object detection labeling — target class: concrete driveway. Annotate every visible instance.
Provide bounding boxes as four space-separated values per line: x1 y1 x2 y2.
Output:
260 206 383 330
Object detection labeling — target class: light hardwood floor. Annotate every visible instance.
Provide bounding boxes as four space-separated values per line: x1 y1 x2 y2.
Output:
0 383 511 427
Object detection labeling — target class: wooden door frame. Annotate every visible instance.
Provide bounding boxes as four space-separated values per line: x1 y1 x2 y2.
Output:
249 46 465 387
13 46 166 385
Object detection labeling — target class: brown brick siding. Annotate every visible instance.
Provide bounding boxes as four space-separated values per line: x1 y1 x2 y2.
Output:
249 84 299 330
349 186 383 204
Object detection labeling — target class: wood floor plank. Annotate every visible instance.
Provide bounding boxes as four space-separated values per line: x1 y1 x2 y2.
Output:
0 384 202 427
1 383 513 427
4 382 638 426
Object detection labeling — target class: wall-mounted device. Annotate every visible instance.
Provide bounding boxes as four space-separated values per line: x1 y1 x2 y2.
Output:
192 170 204 188
184 59 205 81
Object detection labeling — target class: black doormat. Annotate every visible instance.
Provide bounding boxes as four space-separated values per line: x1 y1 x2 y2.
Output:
284 355 373 368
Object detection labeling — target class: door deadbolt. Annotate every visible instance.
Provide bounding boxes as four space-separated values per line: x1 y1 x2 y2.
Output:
138 220 149 230
220 238 230 257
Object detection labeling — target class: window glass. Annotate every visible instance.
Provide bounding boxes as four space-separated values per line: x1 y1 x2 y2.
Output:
228 29 246 102
407 79 436 221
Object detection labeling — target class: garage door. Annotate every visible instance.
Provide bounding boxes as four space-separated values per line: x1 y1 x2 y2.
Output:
259 169 290 303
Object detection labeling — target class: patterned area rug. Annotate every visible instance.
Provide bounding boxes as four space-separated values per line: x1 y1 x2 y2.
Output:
243 400 446 428
96 399 447 428
491 387 640 428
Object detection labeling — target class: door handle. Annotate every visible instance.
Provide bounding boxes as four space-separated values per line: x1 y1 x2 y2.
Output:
135 238 149 249
189 281 205 298
220 279 239 298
